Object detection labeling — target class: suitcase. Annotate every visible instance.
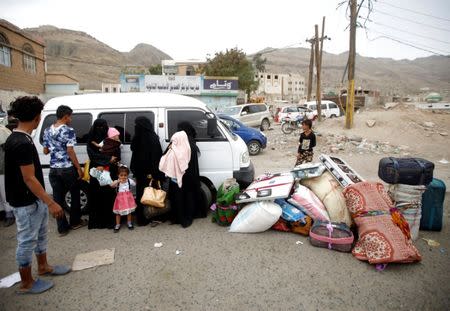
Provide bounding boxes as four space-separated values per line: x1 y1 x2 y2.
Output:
378 157 434 185
420 178 446 231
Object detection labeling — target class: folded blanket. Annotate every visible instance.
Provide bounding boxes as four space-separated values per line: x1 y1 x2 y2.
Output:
343 182 421 264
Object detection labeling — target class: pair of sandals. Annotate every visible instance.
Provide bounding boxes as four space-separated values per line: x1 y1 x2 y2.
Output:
17 265 71 295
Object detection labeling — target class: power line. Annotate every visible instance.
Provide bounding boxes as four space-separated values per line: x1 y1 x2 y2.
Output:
367 20 450 45
377 0 450 22
368 30 449 56
362 6 450 33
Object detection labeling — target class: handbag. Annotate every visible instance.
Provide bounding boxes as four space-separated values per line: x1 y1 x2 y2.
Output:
82 160 90 182
140 179 166 208
309 220 354 252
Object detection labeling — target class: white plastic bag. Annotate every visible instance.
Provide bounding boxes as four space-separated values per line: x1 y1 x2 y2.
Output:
89 168 113 186
229 201 282 233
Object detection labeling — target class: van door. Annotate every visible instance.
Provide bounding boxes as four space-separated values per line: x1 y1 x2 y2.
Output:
99 110 157 167
164 109 233 186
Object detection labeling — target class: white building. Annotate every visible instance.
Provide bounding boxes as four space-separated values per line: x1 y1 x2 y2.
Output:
255 72 305 102
102 83 121 93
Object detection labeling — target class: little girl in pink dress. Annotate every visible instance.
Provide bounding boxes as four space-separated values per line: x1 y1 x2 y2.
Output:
112 166 136 232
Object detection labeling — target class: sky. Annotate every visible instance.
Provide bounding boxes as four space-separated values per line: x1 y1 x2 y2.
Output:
1 0 449 61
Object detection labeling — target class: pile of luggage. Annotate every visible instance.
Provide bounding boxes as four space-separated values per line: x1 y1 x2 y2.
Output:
211 154 446 269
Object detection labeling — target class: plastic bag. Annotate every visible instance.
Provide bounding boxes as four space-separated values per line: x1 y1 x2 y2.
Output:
89 167 113 186
274 198 306 223
289 185 330 222
229 201 282 233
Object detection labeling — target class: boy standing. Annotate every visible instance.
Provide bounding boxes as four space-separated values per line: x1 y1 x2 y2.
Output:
295 119 316 166
5 96 70 294
43 105 85 235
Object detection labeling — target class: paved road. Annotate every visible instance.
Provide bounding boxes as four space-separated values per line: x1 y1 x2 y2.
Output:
1 149 449 310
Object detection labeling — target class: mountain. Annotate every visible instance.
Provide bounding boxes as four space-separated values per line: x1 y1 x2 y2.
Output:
25 25 171 89
256 47 450 98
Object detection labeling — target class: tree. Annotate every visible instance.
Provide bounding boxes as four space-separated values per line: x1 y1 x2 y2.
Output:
148 64 162 75
252 53 267 72
202 48 258 98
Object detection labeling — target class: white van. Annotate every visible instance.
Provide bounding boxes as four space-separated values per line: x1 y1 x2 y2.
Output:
33 92 254 211
303 100 341 118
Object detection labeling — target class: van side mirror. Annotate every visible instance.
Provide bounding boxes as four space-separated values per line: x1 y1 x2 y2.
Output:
206 113 219 137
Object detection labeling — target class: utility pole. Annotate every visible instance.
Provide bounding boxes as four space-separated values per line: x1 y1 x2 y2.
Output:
306 38 315 102
346 0 357 129
314 24 322 121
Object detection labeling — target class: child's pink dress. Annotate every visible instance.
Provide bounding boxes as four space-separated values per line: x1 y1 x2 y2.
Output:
113 179 136 215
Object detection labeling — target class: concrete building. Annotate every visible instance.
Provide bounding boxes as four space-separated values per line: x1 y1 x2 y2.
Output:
0 19 46 95
102 83 121 93
255 72 305 103
161 59 206 76
45 73 79 100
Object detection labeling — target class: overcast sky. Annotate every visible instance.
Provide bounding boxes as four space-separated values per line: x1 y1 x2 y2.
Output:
1 0 449 60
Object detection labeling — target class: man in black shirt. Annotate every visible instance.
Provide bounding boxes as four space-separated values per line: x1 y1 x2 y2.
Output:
5 96 70 295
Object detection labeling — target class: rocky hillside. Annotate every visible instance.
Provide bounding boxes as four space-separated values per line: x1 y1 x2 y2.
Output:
25 25 171 89
257 47 450 98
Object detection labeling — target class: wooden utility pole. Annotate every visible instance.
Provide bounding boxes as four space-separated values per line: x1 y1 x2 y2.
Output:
314 24 322 121
306 38 315 102
345 0 357 129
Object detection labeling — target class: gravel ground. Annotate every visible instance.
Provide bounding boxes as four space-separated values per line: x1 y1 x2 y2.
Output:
0 107 449 311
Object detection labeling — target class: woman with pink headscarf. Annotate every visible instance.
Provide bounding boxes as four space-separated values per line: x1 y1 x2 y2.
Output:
159 122 206 228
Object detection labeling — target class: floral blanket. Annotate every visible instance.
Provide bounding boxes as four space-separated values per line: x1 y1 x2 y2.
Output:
343 182 421 264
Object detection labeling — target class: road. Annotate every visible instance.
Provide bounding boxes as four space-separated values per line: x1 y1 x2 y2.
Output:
1 123 449 311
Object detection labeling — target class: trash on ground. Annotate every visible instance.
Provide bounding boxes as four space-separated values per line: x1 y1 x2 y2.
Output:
175 250 182 255
72 248 115 271
422 238 440 247
0 272 20 288
295 241 304 245
154 242 163 248
438 158 449 164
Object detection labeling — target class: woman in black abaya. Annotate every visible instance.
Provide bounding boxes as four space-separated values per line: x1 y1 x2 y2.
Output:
86 119 117 229
130 116 164 226
167 122 206 228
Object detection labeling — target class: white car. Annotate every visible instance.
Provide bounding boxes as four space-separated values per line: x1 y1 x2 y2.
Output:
276 105 318 123
302 100 341 118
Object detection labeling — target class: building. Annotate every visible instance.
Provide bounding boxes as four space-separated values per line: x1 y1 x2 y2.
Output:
255 72 305 102
162 59 206 76
0 19 46 95
102 83 121 93
45 73 79 100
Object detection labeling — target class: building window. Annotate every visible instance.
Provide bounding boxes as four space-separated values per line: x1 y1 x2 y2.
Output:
267 75 271 79
22 44 36 74
113 87 117 92
105 87 109 93
274 75 278 79
260 75 263 78
0 33 11 67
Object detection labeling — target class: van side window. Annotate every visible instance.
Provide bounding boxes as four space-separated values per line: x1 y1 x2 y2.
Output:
329 103 338 109
167 110 225 141
321 103 327 110
39 113 92 144
249 105 262 114
99 111 155 144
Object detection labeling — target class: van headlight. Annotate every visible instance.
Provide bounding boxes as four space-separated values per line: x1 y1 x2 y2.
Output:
241 151 250 164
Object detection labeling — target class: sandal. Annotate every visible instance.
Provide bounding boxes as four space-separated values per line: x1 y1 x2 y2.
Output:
16 279 54 295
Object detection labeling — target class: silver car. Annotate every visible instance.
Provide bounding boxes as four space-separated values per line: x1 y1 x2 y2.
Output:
220 103 273 131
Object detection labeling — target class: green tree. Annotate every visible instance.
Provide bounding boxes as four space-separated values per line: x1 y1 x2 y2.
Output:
252 53 267 72
202 48 258 98
148 64 162 75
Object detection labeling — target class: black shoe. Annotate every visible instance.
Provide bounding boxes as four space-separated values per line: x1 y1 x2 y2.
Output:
113 225 120 233
127 223 134 230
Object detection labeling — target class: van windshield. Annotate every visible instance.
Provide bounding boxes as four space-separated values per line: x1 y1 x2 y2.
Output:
219 120 238 141
220 106 241 115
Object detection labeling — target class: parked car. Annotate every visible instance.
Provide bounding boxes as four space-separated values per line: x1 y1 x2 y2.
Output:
302 100 341 118
219 114 267 155
276 105 318 123
220 103 273 131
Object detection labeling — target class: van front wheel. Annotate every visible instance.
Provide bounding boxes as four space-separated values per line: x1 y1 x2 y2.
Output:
200 181 213 213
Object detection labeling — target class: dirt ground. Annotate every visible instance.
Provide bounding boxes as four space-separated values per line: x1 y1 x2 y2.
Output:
0 105 449 311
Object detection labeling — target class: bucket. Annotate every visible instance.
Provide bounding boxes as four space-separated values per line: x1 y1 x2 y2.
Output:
401 208 421 241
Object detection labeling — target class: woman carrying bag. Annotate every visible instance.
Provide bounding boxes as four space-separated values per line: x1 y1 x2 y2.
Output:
130 117 164 226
